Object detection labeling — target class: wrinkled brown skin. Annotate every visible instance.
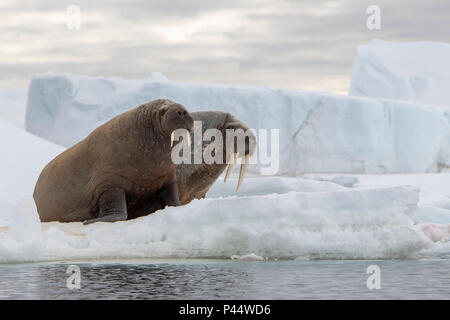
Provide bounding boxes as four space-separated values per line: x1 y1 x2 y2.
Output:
133 111 256 217
33 99 194 224
176 111 256 205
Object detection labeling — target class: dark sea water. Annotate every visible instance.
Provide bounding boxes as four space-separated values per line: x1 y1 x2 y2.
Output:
0 259 449 299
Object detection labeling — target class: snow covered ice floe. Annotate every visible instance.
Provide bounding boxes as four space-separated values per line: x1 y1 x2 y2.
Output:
25 71 450 174
0 118 64 227
0 185 439 263
307 173 450 223
231 253 265 262
350 39 450 108
207 176 346 198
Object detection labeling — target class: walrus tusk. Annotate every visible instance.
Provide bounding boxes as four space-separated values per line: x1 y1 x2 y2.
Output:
185 131 191 146
224 152 238 182
236 154 249 192
170 132 174 147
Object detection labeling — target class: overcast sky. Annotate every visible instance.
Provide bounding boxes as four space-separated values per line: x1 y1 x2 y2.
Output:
1 0 449 93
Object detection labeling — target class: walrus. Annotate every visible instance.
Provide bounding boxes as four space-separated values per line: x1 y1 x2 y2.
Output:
33 99 194 224
126 111 257 217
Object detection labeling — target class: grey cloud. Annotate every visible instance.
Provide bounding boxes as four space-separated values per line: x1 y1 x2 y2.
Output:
1 0 449 93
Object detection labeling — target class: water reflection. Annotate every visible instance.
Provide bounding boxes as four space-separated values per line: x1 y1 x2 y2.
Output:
0 260 449 299
0 262 251 299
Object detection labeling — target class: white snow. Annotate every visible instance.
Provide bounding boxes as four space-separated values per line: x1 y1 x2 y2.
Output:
25 71 450 174
306 173 450 223
207 176 346 198
0 88 27 128
350 39 450 108
231 253 265 261
0 185 437 263
0 118 64 208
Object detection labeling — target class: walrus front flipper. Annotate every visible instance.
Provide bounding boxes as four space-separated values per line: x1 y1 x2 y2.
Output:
83 188 128 225
131 181 181 219
161 180 181 208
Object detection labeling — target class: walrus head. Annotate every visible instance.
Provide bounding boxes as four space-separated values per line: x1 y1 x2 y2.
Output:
175 111 257 206
222 120 256 192
158 101 194 144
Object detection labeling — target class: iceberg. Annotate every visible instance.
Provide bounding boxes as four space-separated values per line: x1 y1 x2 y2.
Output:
350 39 450 108
25 71 450 174
0 88 27 128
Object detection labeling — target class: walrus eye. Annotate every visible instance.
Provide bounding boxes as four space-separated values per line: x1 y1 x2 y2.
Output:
159 107 168 116
178 111 182 116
